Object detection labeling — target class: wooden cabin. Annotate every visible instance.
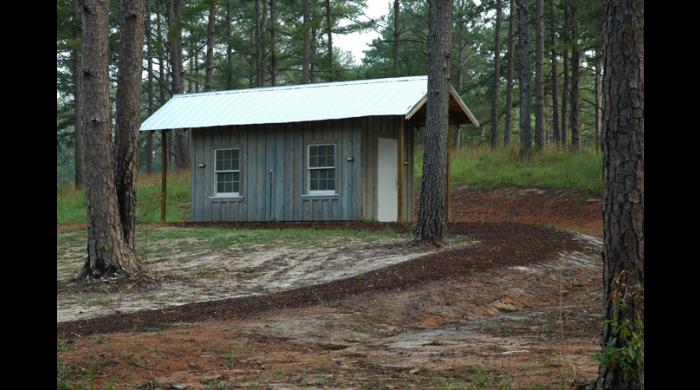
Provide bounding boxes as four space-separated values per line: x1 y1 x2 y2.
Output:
140 76 479 222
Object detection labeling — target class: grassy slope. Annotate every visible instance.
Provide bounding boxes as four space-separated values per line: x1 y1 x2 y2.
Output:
415 144 602 193
57 170 191 225
58 146 602 225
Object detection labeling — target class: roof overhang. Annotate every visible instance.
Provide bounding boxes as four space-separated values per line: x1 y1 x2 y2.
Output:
404 85 480 128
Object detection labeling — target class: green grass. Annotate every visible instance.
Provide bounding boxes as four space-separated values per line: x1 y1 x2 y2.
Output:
415 144 602 193
57 170 192 225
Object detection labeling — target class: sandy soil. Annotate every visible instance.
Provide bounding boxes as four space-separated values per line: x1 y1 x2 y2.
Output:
58 230 469 323
57 187 604 389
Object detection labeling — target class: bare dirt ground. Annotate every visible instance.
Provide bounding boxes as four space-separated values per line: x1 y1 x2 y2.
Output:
57 187 603 389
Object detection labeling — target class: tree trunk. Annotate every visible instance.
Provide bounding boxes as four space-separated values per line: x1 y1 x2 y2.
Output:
534 0 544 151
503 0 516 147
167 0 189 170
72 0 85 188
204 0 216 91
393 0 400 75
569 3 580 153
490 0 502 149
560 2 569 147
302 0 311 83
157 9 167 107
269 0 277 86
254 0 264 86
114 0 146 248
595 0 644 388
226 0 233 89
415 0 452 243
325 0 333 81
518 0 531 158
78 0 143 280
549 0 559 145
145 0 154 173
594 50 602 153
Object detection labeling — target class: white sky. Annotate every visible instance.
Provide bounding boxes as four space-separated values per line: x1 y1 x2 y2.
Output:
334 0 391 65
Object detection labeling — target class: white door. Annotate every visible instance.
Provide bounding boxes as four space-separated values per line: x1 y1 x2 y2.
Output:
377 137 398 222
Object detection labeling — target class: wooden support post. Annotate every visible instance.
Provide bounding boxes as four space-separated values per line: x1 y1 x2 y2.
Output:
160 130 168 222
446 125 451 224
397 118 405 222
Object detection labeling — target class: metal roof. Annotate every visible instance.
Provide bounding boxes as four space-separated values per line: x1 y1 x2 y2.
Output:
140 75 478 131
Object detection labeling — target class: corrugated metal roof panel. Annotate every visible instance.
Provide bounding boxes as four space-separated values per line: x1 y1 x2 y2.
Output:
140 76 475 131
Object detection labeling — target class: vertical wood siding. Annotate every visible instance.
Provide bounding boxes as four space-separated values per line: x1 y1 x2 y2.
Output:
192 117 414 221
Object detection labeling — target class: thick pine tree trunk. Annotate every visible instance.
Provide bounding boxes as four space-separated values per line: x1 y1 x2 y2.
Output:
549 0 559 145
518 0 531 158
503 0 516 147
325 0 333 80
167 0 189 170
145 0 154 173
114 0 145 249
79 0 143 280
415 0 452 243
393 0 400 75
534 0 544 151
204 0 216 91
489 0 502 149
302 0 311 83
595 0 644 388
72 0 85 188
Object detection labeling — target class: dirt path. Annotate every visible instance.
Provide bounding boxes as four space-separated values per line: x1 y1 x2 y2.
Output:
58 187 605 389
447 186 603 236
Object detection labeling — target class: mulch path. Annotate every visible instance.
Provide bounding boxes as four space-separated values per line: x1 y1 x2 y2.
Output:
57 222 579 339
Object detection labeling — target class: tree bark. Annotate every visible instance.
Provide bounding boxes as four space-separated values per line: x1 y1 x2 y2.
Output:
503 0 516 147
534 0 544 151
226 0 233 89
269 0 277 86
325 0 333 81
167 0 189 169
518 0 531 158
489 0 502 149
415 0 452 243
254 0 264 86
302 0 311 83
204 0 216 91
560 2 569 147
549 0 559 145
79 0 143 280
595 0 644 388
393 0 400 75
568 0 580 152
114 0 146 249
72 0 85 188
594 50 602 153
145 0 154 173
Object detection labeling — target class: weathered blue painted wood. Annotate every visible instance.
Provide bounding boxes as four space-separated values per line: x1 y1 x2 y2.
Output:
190 116 413 222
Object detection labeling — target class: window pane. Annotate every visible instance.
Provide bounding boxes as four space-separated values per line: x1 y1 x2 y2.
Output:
232 172 240 193
309 145 319 158
217 182 225 193
310 156 318 168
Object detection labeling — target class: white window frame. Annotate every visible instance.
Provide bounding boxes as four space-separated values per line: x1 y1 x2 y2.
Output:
214 148 241 197
307 143 337 195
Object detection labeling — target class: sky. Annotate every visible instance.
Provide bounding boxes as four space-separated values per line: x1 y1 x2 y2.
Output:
334 0 390 65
